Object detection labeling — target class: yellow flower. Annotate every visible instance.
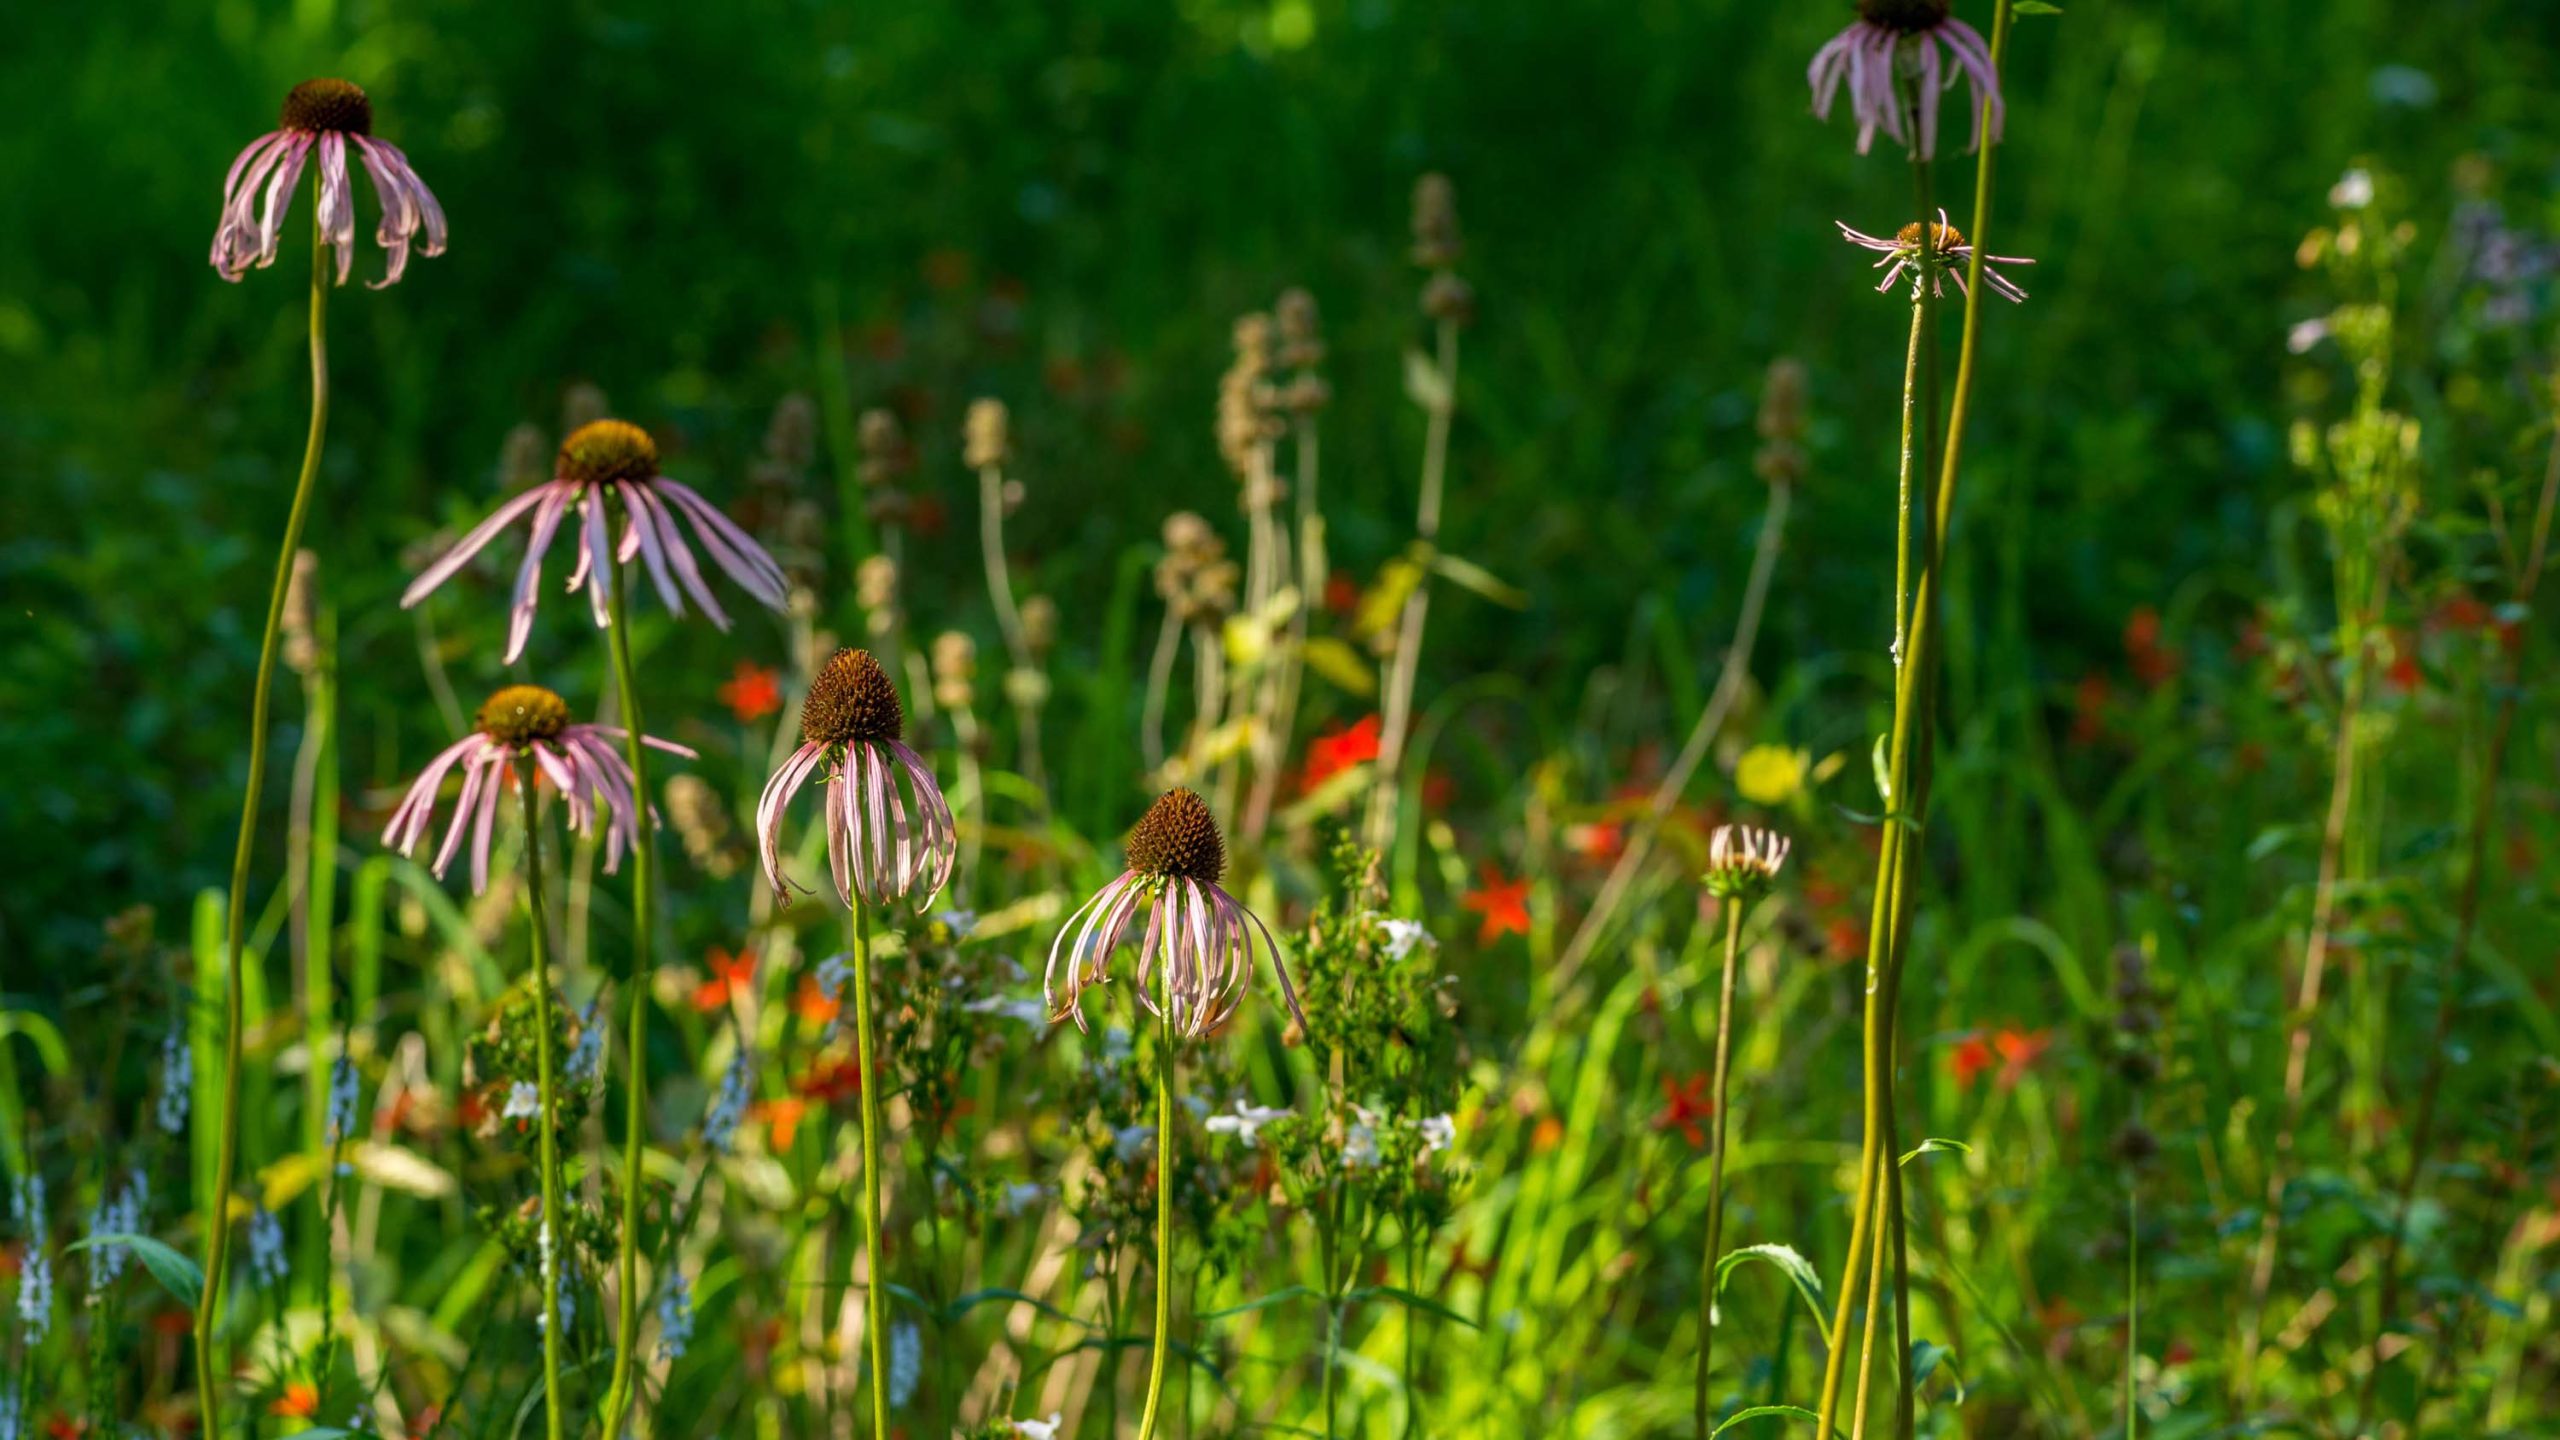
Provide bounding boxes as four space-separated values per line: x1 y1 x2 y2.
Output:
1734 744 1811 807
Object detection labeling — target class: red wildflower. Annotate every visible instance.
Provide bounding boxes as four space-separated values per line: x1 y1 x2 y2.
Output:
718 661 783 724
790 973 842 1029
270 1382 320 1419
1301 714 1382 790
1951 1035 1994 1088
2385 633 2422 694
1323 570 1361 615
2070 672 2113 747
755 1097 810 1150
692 947 758 1013
1652 1073 1714 1148
1993 1027 2052 1087
2124 606 2182 688
1825 917 1868 964
1568 820 1625 863
796 1054 865 1105
1461 865 1532 945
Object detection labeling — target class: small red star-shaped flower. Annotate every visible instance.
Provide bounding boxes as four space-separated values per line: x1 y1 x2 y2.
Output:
1949 1034 1995 1088
755 1096 810 1150
1651 1072 1715 1148
691 946 759 1013
795 1054 865 1105
717 661 784 724
1301 714 1383 790
1993 1026 2051 1088
790 973 842 1029
1462 864 1531 945
270 1381 320 1419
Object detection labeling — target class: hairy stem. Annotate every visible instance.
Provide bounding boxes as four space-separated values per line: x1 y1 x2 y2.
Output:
521 763 569 1440
1696 900 1746 1435
852 902 890 1439
598 575 657 1439
1137 992 1178 1440
198 215 330 1440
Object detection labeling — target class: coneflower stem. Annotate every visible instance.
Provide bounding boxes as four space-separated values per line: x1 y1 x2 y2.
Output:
1137 990 1177 1440
521 761 569 1440
198 213 330 1440
1695 898 1746 1436
598 577 656 1440
851 901 891 1440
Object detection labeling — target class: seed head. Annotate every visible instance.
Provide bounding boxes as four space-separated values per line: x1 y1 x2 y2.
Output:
1857 0 1952 31
964 397 1010 469
1275 287 1325 370
281 78 374 136
857 409 907 487
1126 789 1226 884
1421 272 1476 325
801 648 904 747
1412 173 1462 269
1704 823 1792 898
1896 219 1968 253
557 419 660 487
477 685 572 747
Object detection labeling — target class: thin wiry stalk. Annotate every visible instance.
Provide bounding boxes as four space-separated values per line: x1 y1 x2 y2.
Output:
521 761 568 1440
199 215 330 1440
1554 477 1793 988
1136 987 1178 1440
1246 419 1324 844
1695 899 1747 1435
1368 317 1460 856
852 901 891 1440
2354 395 2560 1429
980 457 1051 811
1143 605 1184 777
599 576 657 1439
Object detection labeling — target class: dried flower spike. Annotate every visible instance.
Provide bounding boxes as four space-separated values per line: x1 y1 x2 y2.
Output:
212 78 447 287
1044 790 1305 1040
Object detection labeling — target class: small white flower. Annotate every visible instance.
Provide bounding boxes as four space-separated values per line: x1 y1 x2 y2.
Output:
1112 1123 1155 1164
1342 1107 1382 1169
889 1320 923 1408
2329 168 2374 210
657 1272 696 1362
1203 1100 1292 1149
1377 917 1436 962
246 1207 289 1290
704 1050 754 1153
1418 1113 1456 1155
325 1051 362 1145
1012 1414 1066 1440
14 1248 51 1343
501 1081 542 1122
2287 317 2331 354
564 1000 606 1088
935 909 979 938
997 1181 1049 1217
815 952 855 996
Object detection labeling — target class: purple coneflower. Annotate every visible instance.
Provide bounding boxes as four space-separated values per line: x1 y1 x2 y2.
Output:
1045 789 1305 1040
212 78 447 288
1705 822 1794 897
401 419 791 662
757 649 957 910
1838 211 2033 302
1808 0 2003 161
383 684 694 894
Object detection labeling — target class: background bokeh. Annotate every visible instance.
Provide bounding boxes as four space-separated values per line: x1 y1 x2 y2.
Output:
7 0 2550 959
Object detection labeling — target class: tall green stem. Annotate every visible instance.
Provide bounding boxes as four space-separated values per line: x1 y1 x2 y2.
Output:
849 901 891 1439
197 215 330 1440
1368 317 1459 858
1137 991 1178 1440
599 577 656 1438
1696 900 1746 1434
522 762 569 1440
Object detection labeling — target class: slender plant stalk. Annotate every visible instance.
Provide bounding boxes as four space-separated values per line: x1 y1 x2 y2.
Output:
1368 317 1460 856
1695 899 1747 1435
2353 401 2560 1429
1554 477 1793 988
1137 989 1177 1440
2125 1114 2143 1440
598 577 657 1438
197 215 330 1440
979 458 1050 809
850 902 891 1439
520 763 569 1440
1142 605 1183 777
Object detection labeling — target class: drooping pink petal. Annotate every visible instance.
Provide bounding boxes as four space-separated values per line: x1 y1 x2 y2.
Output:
401 484 559 608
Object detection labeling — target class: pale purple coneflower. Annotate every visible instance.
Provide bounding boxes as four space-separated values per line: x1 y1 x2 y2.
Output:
1705 822 1793 898
401 419 791 663
212 78 447 288
382 684 694 894
1808 0 2004 161
1837 211 2033 303
757 649 957 910
1044 789 1306 1041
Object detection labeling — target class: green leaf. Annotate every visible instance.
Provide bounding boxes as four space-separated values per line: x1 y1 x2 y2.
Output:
939 1286 1100 1329
1711 1404 1831 1435
1299 636 1376 697
1201 1284 1320 1321
1429 551 1529 609
1403 347 1452 412
1344 1284 1481 1330
69 1232 203 1308
2014 0 2063 12
1870 734 1894 807
1715 1243 1829 1349
1899 1137 1975 1166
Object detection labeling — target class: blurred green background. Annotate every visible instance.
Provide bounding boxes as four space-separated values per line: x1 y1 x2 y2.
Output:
2 0 2553 962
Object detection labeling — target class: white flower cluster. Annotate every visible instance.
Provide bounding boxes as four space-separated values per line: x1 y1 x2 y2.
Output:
888 1320 923 1408
1341 1108 1457 1171
501 1081 542 1122
1374 916 1437 962
564 999 606 1089
1203 1099 1292 1149
704 1049 754 1153
83 1169 148 1292
656 1271 696 1362
11 1176 49 1343
246 1206 290 1290
326 1050 362 1146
